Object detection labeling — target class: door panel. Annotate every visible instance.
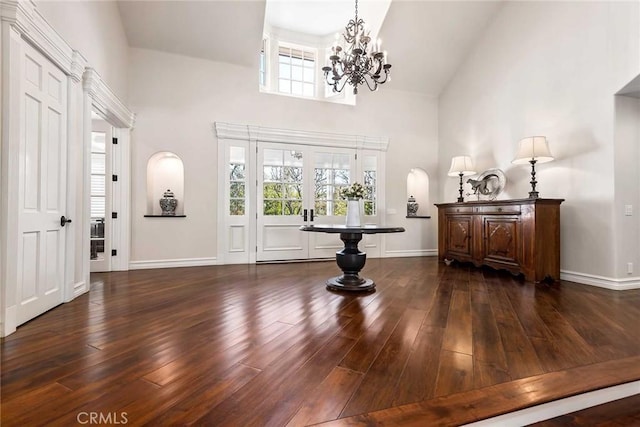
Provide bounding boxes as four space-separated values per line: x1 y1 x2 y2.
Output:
17 43 67 325
308 148 354 258
257 144 309 261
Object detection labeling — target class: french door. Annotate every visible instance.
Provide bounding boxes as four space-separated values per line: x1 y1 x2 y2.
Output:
256 143 356 261
89 119 112 272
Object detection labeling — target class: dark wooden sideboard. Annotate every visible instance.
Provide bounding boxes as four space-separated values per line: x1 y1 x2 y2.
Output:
435 198 564 282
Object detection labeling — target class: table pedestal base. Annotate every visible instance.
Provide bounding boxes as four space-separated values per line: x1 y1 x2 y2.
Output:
326 276 375 292
326 232 375 292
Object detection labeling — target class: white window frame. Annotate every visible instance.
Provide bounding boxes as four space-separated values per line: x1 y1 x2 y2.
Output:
260 29 356 105
277 42 316 98
259 37 268 90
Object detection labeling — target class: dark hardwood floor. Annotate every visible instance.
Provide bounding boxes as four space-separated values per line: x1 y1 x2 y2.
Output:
2 257 640 426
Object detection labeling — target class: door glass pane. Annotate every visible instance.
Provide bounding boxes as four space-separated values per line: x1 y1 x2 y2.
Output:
362 155 377 216
229 146 246 216
262 149 303 216
90 131 106 261
264 149 283 165
314 152 351 216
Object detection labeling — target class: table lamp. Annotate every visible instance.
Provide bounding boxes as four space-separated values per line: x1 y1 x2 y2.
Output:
512 136 554 198
448 156 476 202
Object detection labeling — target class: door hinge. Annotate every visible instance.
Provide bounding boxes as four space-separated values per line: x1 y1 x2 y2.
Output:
112 137 118 145
112 212 118 219
112 174 118 182
111 249 117 256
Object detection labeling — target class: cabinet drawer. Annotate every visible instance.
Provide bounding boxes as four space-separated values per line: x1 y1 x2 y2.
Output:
480 205 521 214
445 206 473 214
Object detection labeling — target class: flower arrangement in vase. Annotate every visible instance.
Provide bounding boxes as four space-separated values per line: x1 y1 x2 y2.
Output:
340 182 364 226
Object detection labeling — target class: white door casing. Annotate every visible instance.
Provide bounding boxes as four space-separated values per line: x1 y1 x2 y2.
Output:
16 41 68 325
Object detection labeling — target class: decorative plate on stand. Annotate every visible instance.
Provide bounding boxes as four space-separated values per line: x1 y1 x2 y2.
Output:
467 168 506 200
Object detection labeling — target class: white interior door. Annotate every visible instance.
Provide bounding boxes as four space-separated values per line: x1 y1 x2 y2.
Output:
90 119 112 272
16 42 68 325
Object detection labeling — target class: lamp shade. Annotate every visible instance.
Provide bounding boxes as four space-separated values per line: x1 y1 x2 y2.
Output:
447 156 476 176
512 136 554 164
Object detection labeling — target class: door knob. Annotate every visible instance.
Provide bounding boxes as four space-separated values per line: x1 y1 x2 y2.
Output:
60 216 72 227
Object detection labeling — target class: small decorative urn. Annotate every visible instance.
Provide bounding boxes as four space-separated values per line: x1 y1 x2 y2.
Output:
407 195 419 216
159 189 178 216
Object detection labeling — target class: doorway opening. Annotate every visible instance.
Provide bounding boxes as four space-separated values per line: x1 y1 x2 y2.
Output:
90 114 112 272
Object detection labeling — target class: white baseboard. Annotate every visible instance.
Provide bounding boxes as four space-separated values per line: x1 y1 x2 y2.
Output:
384 249 437 258
561 270 640 290
72 281 88 299
129 257 218 270
2 305 17 337
464 381 640 426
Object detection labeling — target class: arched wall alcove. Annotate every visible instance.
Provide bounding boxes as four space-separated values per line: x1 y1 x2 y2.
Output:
146 152 185 216
407 168 430 216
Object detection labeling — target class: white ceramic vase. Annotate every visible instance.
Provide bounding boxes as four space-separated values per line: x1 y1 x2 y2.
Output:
345 199 361 227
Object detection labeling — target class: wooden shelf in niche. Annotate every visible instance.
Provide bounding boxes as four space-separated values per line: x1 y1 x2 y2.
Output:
406 215 431 219
143 215 187 218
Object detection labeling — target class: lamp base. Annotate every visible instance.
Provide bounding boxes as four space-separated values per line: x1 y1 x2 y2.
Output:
528 191 539 199
457 172 465 203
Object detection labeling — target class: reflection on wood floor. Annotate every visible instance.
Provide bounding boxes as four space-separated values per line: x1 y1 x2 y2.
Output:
2 257 640 426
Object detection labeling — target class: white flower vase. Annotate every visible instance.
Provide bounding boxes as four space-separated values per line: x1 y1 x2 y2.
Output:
346 199 361 227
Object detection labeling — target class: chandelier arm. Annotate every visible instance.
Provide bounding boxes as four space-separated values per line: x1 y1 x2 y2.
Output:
362 75 378 92
377 69 390 84
336 76 351 93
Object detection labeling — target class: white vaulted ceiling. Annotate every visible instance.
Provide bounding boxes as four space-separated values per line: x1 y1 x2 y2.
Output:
116 0 503 96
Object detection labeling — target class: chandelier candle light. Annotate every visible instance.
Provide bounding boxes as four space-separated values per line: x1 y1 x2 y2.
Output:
448 156 476 202
322 0 392 94
512 136 554 198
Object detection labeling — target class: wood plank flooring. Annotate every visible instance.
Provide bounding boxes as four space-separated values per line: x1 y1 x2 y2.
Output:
2 257 640 426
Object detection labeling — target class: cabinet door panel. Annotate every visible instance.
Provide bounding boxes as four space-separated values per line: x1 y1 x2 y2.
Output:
446 216 473 259
483 217 520 265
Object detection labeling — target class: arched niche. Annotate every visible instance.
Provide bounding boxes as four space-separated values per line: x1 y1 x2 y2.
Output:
146 152 185 216
407 168 430 217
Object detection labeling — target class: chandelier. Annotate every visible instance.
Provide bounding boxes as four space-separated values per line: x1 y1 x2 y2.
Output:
322 0 392 95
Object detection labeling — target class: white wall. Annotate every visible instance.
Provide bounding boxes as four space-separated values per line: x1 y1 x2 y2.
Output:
128 47 439 263
614 95 640 278
36 0 129 102
439 1 640 283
